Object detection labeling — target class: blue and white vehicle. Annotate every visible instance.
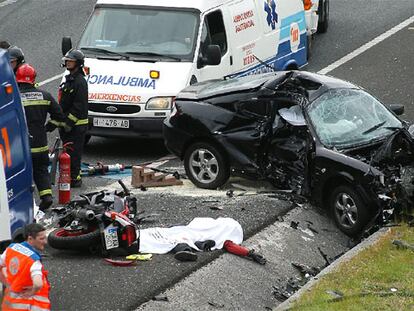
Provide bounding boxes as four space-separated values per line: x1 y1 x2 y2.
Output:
62 0 308 139
0 49 34 250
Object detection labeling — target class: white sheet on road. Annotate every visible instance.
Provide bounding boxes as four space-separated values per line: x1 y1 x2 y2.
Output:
139 218 243 254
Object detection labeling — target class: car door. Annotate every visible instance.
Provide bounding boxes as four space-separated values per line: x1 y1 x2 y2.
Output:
215 98 273 175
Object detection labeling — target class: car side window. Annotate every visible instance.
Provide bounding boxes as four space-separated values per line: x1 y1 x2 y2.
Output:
199 10 228 58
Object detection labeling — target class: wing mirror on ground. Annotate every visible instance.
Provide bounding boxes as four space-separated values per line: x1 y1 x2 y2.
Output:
388 104 405 116
62 37 73 56
198 44 221 68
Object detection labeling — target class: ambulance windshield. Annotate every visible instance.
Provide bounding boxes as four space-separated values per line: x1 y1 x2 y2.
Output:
79 7 200 61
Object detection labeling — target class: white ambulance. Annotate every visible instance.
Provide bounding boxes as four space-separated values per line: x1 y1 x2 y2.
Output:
62 0 309 139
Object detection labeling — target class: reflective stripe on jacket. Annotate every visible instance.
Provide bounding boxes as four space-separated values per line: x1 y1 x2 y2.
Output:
59 70 88 128
19 84 65 150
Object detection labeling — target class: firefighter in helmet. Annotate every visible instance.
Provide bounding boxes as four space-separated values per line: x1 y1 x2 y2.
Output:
8 46 25 73
59 49 88 188
16 64 66 211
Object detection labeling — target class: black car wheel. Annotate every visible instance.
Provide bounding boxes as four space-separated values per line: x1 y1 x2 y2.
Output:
184 142 229 189
329 185 369 236
317 0 329 33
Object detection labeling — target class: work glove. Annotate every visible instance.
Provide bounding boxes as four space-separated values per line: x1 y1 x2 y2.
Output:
248 250 267 265
45 122 57 132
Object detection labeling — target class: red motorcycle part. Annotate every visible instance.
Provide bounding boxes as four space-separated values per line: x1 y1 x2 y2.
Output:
104 258 136 267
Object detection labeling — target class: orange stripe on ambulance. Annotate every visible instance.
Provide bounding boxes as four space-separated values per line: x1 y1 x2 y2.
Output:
0 127 12 168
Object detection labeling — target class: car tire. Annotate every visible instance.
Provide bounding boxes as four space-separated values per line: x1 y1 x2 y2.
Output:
317 0 329 34
329 185 370 236
184 142 229 189
48 228 101 250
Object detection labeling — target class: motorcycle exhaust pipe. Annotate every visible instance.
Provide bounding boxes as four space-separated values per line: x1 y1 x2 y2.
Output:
76 209 96 221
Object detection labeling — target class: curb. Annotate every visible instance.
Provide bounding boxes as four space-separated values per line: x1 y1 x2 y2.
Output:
275 227 390 310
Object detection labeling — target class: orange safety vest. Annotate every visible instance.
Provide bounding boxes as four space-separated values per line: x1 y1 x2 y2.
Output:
1 242 50 311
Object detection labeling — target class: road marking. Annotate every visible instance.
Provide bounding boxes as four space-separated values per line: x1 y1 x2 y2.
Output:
318 15 414 75
0 0 18 7
38 73 63 87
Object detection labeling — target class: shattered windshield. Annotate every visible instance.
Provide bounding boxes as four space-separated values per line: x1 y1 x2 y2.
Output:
78 7 199 61
307 89 402 148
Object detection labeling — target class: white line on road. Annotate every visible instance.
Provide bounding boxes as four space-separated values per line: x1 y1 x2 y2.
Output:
0 0 18 7
38 73 63 87
318 15 414 75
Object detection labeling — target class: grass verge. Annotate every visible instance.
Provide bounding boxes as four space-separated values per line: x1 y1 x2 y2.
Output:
291 225 414 311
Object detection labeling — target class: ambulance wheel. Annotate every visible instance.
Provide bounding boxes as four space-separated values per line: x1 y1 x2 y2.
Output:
184 142 229 189
48 228 101 250
317 0 329 33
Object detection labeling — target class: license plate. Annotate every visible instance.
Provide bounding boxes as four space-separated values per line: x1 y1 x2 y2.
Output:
93 118 129 128
104 225 119 250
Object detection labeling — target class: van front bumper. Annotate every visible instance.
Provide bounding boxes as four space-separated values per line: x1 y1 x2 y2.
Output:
87 117 164 139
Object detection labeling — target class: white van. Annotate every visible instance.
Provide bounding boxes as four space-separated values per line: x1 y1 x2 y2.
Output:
62 0 308 139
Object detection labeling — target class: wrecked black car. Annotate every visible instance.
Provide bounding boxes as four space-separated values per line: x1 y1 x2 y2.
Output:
163 71 414 236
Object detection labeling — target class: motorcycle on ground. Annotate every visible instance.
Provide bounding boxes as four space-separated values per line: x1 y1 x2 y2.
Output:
48 180 140 255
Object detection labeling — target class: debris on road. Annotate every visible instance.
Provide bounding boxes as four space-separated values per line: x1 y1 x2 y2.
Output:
317 247 331 266
209 206 224 211
152 295 169 302
104 258 137 267
132 165 183 188
208 301 225 308
126 254 153 261
290 221 299 230
291 262 320 277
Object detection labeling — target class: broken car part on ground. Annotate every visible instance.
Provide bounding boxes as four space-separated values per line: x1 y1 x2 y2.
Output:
164 71 414 236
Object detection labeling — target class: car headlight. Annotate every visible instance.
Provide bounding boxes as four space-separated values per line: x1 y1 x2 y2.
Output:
145 97 173 110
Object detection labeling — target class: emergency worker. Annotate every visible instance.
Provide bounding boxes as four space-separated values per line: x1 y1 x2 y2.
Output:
16 64 65 211
8 46 25 73
59 49 88 187
0 223 51 311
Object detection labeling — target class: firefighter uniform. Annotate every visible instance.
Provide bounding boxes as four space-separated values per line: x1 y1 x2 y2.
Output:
0 242 51 311
59 69 88 185
18 83 65 209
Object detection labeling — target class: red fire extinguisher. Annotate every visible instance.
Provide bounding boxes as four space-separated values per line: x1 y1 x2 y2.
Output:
58 142 72 204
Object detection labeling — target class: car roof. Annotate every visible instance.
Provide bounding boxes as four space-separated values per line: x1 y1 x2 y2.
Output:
96 0 228 12
177 71 358 101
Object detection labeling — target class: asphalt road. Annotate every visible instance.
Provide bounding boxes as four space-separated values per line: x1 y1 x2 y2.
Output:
1 0 414 310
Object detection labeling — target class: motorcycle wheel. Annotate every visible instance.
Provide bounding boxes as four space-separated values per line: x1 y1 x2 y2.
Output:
48 228 101 250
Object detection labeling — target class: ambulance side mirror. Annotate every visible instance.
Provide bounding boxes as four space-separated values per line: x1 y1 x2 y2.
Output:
62 37 73 56
198 44 221 68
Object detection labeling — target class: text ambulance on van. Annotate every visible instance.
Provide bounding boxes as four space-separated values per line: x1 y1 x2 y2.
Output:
0 49 34 250
62 0 309 139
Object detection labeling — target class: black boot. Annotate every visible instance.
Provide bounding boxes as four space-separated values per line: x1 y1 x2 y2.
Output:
39 195 53 212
